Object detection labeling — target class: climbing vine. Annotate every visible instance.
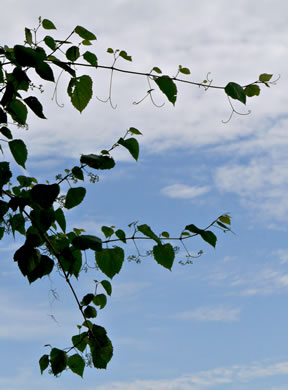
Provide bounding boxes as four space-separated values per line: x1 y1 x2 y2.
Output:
0 17 276 377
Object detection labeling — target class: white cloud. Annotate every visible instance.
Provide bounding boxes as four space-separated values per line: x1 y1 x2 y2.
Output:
161 184 210 199
174 305 240 322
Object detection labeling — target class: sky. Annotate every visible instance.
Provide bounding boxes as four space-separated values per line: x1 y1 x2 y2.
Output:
1 0 288 389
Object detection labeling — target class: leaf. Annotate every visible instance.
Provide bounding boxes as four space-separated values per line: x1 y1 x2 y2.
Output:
119 50 132 61
161 231 170 238
117 137 139 161
71 166 84 181
13 45 46 67
67 354 85 377
50 58 76 77
219 214 231 225
245 84 260 97
152 66 162 74
154 75 177 105
88 324 113 369
39 354 49 374
72 234 102 251
101 226 114 238
128 127 142 135
101 280 112 296
107 48 114 54
153 243 175 270
179 66 190 75
30 208 55 232
115 229 126 243
84 305 97 318
200 230 217 248
30 183 60 208
66 46 80 62
44 35 56 50
24 96 46 119
80 154 115 170
0 127 13 140
137 224 161 244
64 187 86 209
74 26 96 41
25 28 33 45
95 247 124 279
27 254 54 283
50 348 67 376
67 75 93 113
10 213 26 235
93 294 107 309
59 247 82 278
0 108 7 124
259 73 273 82
55 208 66 232
72 332 89 353
184 224 202 234
35 62 55 82
83 51 98 67
7 100 28 125
81 293 94 306
42 19 56 30
9 139 28 168
224 82 246 104
0 162 12 189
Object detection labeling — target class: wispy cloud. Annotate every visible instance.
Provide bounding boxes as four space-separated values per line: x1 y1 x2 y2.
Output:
161 184 210 199
173 305 240 322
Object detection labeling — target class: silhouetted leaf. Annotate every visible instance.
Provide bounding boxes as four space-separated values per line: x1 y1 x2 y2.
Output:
65 187 86 209
7 100 28 125
24 96 46 119
225 82 246 104
153 243 175 270
42 19 56 30
72 235 102 251
74 26 96 40
80 154 115 170
31 183 60 208
117 137 139 160
67 75 92 112
39 354 49 374
9 139 27 168
95 247 124 279
101 280 112 296
83 51 98 67
50 348 67 376
154 75 177 105
67 354 85 377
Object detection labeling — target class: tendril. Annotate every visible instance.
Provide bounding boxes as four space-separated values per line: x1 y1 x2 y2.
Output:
222 95 251 124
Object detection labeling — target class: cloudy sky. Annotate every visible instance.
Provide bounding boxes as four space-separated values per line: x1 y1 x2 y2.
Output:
1 0 288 389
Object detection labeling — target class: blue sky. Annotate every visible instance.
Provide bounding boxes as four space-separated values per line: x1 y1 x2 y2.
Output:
1 1 288 389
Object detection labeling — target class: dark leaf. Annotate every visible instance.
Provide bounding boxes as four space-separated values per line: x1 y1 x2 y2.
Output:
72 234 102 251
50 348 67 376
35 62 55 82
115 229 126 243
8 139 28 168
25 28 33 45
200 230 217 248
17 175 37 187
27 255 54 283
55 207 66 232
95 247 124 279
30 208 55 232
80 154 115 170
259 73 273 82
7 100 28 125
60 247 82 278
117 137 139 161
42 19 56 30
81 293 95 306
0 127 12 139
0 162 12 189
137 224 161 244
30 183 60 208
0 200 9 219
13 45 46 67
64 187 86 209
101 226 114 238
50 58 76 77
153 243 175 270
39 354 49 374
24 96 46 119
67 75 92 112
66 46 80 62
83 51 98 67
10 213 26 235
84 305 97 318
72 166 84 180
0 107 7 124
119 50 132 61
101 280 112 296
179 66 190 75
74 25 96 41
72 332 89 353
152 66 162 74
245 84 260 97
44 35 56 50
67 354 85 377
88 325 113 369
128 127 142 135
154 75 177 105
93 294 107 309
225 82 246 104
184 224 202 234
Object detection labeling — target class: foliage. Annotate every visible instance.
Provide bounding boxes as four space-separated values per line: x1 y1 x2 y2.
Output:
0 17 275 377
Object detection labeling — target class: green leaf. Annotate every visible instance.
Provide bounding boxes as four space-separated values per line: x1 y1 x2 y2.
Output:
0 108 7 124
44 35 56 50
88 325 113 369
245 84 260 97
31 183 60 208
82 39 92 46
128 127 142 135
101 226 114 238
39 354 49 374
9 139 28 168
74 26 96 40
72 166 84 181
64 187 86 209
10 213 26 235
50 348 67 376
117 137 139 161
55 208 66 232
101 280 112 296
24 96 46 119
13 45 46 67
184 224 202 234
225 82 246 104
83 51 98 67
35 61 55 82
50 58 76 77
80 154 115 170
93 294 107 309
25 28 33 45
0 200 9 219
161 231 170 238
17 175 37 187
0 227 5 240
84 305 97 318
0 162 12 189
81 293 94 306
72 234 102 251
200 230 217 248
30 208 55 232
66 46 80 62
115 229 126 243
152 66 162 74
154 75 177 105
42 19 56 30
7 100 28 125
0 127 13 140
95 247 124 279
107 48 114 54
67 354 85 377
27 254 54 283
119 50 132 61
153 243 175 270
72 332 89 352
259 73 273 82
67 75 93 113
179 66 190 75
219 214 231 225
137 224 161 244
